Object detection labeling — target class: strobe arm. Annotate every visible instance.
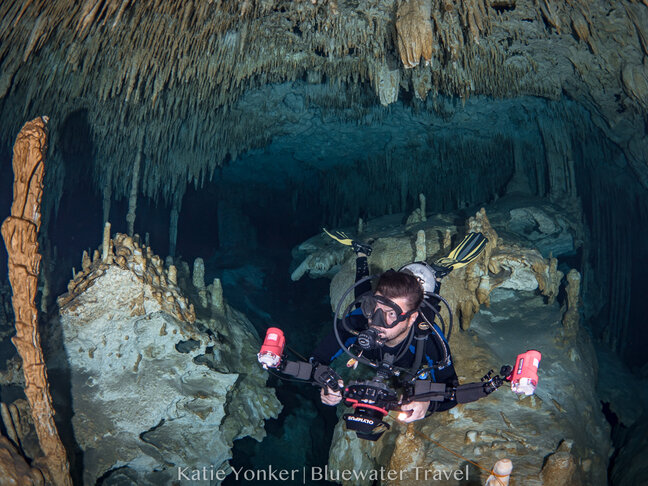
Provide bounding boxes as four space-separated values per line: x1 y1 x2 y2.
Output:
407 381 492 404
280 360 342 393
281 360 314 381
406 366 512 404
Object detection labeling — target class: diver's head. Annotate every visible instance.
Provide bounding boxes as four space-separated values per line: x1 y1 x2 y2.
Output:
375 269 424 311
361 270 422 346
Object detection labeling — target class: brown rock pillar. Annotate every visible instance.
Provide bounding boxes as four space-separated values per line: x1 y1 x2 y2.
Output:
1 117 72 486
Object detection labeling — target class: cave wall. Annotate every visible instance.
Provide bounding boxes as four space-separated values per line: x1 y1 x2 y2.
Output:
1 1 648 366
1 0 648 214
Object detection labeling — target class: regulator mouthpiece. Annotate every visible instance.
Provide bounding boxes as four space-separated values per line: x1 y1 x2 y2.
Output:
357 327 382 351
257 327 285 369
509 350 541 396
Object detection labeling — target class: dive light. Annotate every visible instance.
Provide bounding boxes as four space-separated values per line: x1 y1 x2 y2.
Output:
257 327 285 369
508 350 541 396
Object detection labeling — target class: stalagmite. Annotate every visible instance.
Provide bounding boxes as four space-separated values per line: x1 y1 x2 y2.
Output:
81 250 91 272
562 269 581 336
126 141 142 237
415 230 426 261
357 217 363 235
193 258 205 290
211 278 224 311
167 265 177 286
443 229 452 250
0 402 19 450
193 257 207 307
0 117 72 486
101 222 111 262
476 274 490 305
485 459 513 485
418 193 426 221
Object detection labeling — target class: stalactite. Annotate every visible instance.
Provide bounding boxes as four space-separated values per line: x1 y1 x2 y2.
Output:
0 0 645 232
168 187 184 260
0 116 72 486
102 170 112 228
126 141 142 237
396 0 434 69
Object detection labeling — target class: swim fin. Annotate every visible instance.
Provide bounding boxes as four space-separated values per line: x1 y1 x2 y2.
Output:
433 232 488 277
322 228 373 256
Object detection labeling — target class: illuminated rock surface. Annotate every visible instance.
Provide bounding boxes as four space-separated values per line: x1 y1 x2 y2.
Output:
52 235 282 485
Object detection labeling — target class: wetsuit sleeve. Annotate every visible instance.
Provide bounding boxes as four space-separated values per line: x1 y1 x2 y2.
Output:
310 312 365 366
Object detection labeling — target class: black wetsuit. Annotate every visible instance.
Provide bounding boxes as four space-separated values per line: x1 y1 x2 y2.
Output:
310 256 459 412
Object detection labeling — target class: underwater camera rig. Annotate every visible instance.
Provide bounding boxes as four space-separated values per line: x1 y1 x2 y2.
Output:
258 327 541 441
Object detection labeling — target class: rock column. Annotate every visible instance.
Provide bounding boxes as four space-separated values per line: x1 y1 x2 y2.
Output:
0 117 72 486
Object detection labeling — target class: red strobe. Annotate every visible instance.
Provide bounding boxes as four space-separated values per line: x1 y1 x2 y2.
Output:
509 350 541 396
257 327 285 369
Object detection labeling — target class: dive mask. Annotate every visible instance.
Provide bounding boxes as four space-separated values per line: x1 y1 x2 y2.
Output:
359 294 415 329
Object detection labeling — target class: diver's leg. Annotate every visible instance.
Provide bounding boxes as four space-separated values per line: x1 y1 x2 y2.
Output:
354 254 371 298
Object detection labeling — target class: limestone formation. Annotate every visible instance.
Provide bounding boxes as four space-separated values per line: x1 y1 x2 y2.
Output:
59 232 196 324
485 459 512 485
562 269 581 336
0 399 42 463
210 278 224 311
0 117 72 486
295 204 568 332
374 63 400 107
419 193 426 221
55 237 281 484
540 441 583 486
0 436 48 485
0 0 647 217
443 229 452 250
192 257 208 307
291 246 348 281
396 0 434 69
507 206 576 258
415 230 426 261
126 142 142 236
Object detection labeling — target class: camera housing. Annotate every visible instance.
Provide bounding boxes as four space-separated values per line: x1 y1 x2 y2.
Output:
342 378 399 441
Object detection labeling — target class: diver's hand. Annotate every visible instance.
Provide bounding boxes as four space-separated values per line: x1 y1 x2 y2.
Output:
320 380 344 406
398 401 429 423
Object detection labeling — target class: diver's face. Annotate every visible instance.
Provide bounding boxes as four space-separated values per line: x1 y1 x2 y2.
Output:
369 294 418 345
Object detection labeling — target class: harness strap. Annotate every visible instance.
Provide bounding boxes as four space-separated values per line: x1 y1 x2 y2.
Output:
409 333 427 377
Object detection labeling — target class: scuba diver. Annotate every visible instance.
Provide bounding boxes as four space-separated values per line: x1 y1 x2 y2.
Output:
310 230 488 423
258 230 541 441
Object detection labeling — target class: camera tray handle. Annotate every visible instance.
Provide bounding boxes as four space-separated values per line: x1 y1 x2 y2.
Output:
312 364 342 394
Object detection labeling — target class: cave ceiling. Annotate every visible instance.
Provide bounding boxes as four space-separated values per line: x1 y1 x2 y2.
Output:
1 0 647 208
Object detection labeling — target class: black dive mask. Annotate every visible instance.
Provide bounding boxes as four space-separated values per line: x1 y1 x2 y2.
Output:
359 294 415 329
